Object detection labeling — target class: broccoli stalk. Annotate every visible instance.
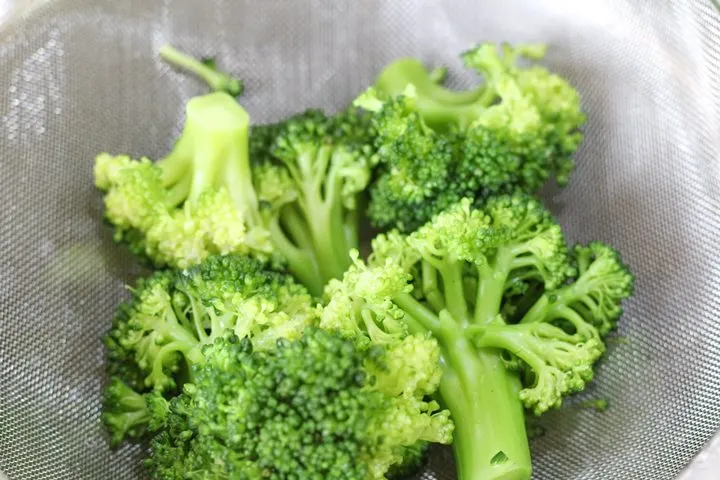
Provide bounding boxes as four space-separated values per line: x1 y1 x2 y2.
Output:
373 57 492 131
321 195 634 480
371 43 557 131
158 92 258 219
94 94 272 270
159 44 244 96
433 312 532 480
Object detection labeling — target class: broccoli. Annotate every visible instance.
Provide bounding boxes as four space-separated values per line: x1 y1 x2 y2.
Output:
101 254 315 444
159 44 244 96
355 42 586 232
321 194 633 480
146 328 452 479
94 92 372 295
252 107 374 291
101 378 169 447
94 94 272 269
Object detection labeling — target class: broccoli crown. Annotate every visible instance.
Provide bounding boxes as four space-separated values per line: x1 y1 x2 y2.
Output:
355 87 459 232
94 93 271 269
356 42 586 232
105 254 315 395
248 106 374 294
147 329 452 480
95 92 372 296
102 377 169 447
322 194 633 479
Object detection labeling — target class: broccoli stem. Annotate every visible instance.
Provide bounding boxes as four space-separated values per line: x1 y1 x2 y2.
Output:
267 216 323 296
280 206 314 252
422 261 446 312
327 192 352 271
402 246 532 479
436 311 532 480
438 261 469 324
343 208 359 251
159 44 243 96
393 292 442 334
157 151 190 189
428 65 448 85
164 175 192 208
307 198 346 285
374 58 496 130
393 272 533 479
519 291 599 340
305 185 350 287
473 251 513 325
279 147 352 291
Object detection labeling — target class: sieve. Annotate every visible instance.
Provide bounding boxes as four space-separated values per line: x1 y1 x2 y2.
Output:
1 0 720 478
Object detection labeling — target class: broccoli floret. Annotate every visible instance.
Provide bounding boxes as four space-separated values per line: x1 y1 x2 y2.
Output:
159 44 244 96
94 93 272 269
100 255 317 443
110 254 314 392
322 194 633 480
354 87 459 232
253 107 374 290
95 92 372 295
355 42 586 232
102 377 169 447
147 329 452 480
104 301 148 392
519 242 635 336
100 254 315 445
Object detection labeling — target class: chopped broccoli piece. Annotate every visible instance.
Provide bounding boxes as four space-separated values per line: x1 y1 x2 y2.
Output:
100 254 315 444
355 43 586 232
147 329 452 479
102 377 169 447
94 94 272 269
95 93 372 296
321 194 633 479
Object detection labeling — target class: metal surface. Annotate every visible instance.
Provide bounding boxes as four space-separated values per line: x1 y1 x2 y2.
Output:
1 0 719 479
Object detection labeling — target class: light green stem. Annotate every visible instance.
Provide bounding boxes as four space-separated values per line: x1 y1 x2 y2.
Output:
436 311 532 480
438 261 469 324
473 250 513 325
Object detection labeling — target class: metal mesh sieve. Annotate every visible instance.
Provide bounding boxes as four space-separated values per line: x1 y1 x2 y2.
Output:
1 0 720 478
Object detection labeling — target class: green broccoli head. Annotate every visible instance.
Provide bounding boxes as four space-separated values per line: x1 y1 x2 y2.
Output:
94 93 271 269
254 107 373 290
101 377 169 447
104 301 148 392
520 241 635 338
147 329 452 480
104 254 315 394
356 42 586 232
321 194 633 479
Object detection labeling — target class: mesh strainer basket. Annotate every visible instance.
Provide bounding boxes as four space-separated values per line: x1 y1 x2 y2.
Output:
1 0 720 479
